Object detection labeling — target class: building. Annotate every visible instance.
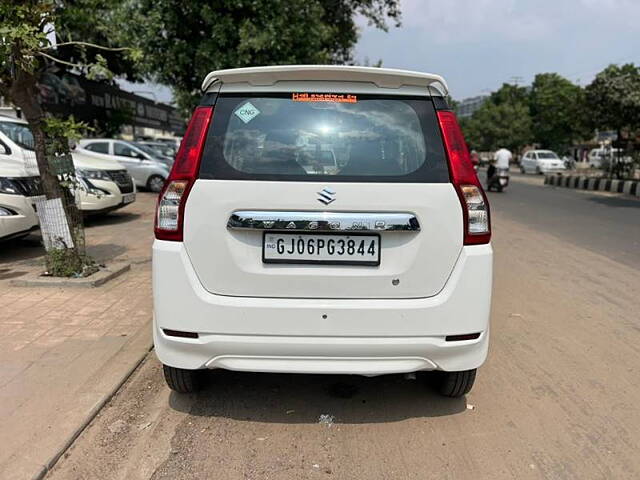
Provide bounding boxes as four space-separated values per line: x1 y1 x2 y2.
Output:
0 72 185 140
457 95 488 118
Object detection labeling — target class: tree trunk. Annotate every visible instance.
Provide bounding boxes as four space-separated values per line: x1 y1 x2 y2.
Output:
8 67 88 276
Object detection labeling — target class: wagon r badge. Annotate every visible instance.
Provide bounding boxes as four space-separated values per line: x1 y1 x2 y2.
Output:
317 187 336 205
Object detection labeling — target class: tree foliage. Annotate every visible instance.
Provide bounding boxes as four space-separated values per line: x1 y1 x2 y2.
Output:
459 84 533 152
529 73 589 152
585 63 640 134
53 0 142 81
115 0 401 113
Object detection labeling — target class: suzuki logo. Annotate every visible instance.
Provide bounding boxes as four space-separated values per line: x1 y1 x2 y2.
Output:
317 187 336 205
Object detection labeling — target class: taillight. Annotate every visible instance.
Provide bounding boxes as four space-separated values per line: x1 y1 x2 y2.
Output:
155 106 213 241
437 110 491 245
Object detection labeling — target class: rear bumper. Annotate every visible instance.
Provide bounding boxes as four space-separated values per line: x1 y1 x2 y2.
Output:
152 241 493 374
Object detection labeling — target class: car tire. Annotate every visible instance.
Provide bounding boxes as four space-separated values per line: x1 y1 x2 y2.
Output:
536 166 542 175
163 364 201 393
147 175 166 193
520 166 525 174
433 369 476 397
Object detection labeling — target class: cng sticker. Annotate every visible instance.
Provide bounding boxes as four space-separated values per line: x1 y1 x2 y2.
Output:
234 102 261 123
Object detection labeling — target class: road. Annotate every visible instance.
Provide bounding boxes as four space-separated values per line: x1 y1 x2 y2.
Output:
48 174 640 480
493 171 640 269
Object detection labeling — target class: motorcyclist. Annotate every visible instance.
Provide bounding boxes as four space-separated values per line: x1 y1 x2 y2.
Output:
487 147 511 191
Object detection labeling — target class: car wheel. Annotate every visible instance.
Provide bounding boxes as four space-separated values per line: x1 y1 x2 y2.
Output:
147 175 166 193
163 365 201 393
536 166 542 175
520 166 525 174
432 369 477 397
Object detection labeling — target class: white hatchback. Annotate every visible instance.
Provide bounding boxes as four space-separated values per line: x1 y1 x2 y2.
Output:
153 66 493 397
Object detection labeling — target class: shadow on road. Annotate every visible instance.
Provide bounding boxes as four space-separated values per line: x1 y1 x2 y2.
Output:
0 234 43 265
169 370 467 424
84 211 142 227
587 195 640 209
86 243 128 263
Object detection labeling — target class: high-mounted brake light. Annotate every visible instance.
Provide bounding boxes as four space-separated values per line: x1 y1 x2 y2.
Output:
437 110 491 245
155 106 213 241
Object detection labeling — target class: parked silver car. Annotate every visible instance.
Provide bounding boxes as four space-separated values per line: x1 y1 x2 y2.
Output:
77 138 170 192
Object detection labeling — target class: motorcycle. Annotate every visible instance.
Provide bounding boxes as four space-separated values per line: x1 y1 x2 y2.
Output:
486 166 509 192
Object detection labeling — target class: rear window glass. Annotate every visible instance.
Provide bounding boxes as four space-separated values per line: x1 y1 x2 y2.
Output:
199 93 449 183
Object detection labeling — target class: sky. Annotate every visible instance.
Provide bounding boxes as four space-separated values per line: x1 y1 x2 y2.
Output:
354 0 640 100
121 0 640 104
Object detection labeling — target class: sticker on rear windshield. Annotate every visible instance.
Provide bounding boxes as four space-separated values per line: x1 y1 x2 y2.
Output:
292 93 357 103
234 102 261 123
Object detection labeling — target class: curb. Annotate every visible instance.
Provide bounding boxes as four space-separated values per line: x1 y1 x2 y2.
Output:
10 262 131 288
544 174 640 197
31 346 152 480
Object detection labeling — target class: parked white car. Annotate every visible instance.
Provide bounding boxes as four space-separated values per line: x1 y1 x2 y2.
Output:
73 152 137 214
587 147 632 169
520 149 566 174
0 115 136 217
153 65 493 398
0 158 39 241
77 138 171 192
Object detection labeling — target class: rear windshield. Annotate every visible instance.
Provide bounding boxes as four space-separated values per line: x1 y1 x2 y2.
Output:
199 93 449 183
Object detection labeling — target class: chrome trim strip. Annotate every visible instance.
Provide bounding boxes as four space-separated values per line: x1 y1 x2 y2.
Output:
227 211 420 232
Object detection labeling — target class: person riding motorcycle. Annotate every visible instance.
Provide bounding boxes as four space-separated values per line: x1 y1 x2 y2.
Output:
487 147 511 192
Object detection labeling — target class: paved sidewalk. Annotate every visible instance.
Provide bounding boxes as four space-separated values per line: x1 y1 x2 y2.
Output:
0 193 157 480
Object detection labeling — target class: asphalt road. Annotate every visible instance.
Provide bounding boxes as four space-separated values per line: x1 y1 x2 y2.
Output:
48 175 640 480
490 171 640 269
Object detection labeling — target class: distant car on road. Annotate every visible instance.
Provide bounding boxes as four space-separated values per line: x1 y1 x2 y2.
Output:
520 149 566 174
77 139 171 192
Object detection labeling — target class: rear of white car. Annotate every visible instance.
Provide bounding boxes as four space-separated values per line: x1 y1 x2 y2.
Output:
153 66 492 397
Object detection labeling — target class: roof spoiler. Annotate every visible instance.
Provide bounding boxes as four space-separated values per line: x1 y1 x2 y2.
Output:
201 65 448 96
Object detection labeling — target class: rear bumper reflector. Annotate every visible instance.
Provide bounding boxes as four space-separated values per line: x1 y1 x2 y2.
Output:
445 332 481 342
163 329 199 339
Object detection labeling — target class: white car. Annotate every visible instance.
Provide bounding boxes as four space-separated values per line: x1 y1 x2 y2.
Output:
73 152 137 214
587 147 632 169
520 149 566 174
0 159 39 241
153 66 493 398
77 138 171 192
0 116 136 216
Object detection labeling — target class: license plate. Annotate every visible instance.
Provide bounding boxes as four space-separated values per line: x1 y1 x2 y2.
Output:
122 193 135 204
263 233 380 266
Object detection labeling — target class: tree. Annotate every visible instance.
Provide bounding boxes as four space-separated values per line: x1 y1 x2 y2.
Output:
0 1 128 275
459 83 533 153
586 64 640 135
529 73 590 152
115 0 401 114
586 64 640 178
